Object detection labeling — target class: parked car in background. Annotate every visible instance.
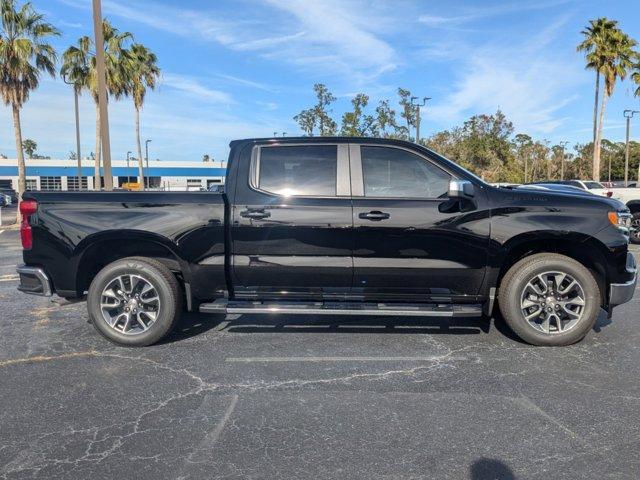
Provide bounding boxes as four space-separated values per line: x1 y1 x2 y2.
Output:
606 187 640 244
0 195 6 207
516 183 593 196
0 188 18 204
527 180 612 198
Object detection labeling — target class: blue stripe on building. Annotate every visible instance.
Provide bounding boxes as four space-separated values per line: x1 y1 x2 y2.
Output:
0 166 227 177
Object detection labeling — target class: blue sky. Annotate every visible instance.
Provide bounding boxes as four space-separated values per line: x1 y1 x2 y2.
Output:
1 0 639 161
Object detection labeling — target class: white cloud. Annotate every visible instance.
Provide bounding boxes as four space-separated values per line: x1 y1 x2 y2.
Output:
58 0 397 84
418 0 576 29
259 0 397 80
216 74 277 93
161 73 234 104
425 16 585 135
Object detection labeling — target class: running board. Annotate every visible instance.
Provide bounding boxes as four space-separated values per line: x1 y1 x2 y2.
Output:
199 300 482 317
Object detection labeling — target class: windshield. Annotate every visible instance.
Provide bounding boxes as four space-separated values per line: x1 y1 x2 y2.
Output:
583 181 604 189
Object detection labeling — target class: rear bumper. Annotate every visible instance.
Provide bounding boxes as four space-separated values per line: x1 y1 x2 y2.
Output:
16 265 52 297
609 253 637 307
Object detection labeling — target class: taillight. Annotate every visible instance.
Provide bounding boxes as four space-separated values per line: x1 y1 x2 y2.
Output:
19 199 37 250
606 191 613 198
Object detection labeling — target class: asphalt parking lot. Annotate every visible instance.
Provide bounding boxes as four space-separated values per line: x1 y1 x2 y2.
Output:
0 228 639 480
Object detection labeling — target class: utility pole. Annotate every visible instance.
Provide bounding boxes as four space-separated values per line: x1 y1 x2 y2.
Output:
61 73 83 189
410 96 431 144
126 151 132 184
624 110 639 187
559 141 569 181
92 0 113 191
145 139 152 189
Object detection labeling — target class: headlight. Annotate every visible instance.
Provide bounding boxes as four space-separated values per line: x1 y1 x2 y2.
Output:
608 211 632 230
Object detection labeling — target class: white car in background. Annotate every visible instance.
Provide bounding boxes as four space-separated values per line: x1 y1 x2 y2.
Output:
606 187 640 244
535 180 613 198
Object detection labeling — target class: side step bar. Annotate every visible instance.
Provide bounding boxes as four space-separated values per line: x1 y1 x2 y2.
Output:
199 299 482 317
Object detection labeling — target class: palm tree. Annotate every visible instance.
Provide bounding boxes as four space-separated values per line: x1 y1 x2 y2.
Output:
0 0 59 215
578 19 637 180
577 19 617 152
61 20 131 190
593 29 637 180
126 43 159 187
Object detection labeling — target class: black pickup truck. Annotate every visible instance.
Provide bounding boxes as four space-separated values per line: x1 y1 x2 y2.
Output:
16 137 637 347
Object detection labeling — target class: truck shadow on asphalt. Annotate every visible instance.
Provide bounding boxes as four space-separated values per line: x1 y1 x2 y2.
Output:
163 310 612 346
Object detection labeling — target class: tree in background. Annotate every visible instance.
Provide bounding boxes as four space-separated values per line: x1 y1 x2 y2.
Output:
340 93 369 136
0 0 58 217
633 62 640 97
127 43 160 187
22 139 37 158
61 21 132 190
577 18 638 181
513 134 533 183
294 83 337 136
397 88 417 141
375 99 404 139
577 18 617 168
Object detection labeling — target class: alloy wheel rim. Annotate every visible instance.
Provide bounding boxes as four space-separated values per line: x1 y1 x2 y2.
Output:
100 274 160 335
520 271 585 335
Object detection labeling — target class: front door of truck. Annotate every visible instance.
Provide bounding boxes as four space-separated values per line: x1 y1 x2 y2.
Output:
230 142 353 301
349 144 490 303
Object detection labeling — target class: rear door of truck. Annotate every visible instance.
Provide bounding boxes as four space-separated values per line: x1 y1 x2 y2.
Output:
229 141 353 301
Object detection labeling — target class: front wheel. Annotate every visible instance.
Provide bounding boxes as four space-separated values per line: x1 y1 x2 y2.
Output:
87 257 182 347
630 213 640 245
498 253 601 346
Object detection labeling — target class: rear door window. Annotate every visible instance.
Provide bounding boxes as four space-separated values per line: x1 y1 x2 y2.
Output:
256 145 337 196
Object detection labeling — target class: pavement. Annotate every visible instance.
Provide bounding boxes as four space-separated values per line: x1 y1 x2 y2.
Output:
0 227 639 480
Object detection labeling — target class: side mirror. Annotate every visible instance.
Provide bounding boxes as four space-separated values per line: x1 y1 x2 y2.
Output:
448 179 475 199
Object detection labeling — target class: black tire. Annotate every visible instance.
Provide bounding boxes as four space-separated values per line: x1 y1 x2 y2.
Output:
498 253 600 346
87 257 182 347
630 213 640 245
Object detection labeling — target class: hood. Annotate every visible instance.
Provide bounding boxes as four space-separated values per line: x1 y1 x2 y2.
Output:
496 185 628 211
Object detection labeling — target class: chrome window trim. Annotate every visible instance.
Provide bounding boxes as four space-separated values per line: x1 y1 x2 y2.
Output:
250 143 347 199
351 143 455 200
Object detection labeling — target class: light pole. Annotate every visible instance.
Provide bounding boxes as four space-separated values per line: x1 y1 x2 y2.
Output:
559 141 569 181
410 96 431 144
145 139 152 189
61 73 83 189
92 0 113 190
126 151 132 184
624 110 640 187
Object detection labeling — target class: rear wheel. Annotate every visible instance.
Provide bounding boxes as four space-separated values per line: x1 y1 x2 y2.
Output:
630 213 640 245
87 257 182 347
498 253 600 346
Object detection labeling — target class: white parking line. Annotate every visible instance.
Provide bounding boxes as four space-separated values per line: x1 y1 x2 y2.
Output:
226 356 464 363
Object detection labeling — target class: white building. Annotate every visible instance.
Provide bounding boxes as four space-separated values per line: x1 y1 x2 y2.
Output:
0 158 227 191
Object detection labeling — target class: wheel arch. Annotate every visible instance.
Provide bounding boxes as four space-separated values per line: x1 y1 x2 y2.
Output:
627 200 640 215
74 231 190 297
495 232 609 306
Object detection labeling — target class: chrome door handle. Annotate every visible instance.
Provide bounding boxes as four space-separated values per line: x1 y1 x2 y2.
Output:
240 209 270 219
359 211 390 221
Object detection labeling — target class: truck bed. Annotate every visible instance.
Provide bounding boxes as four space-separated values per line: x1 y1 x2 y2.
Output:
22 191 227 300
